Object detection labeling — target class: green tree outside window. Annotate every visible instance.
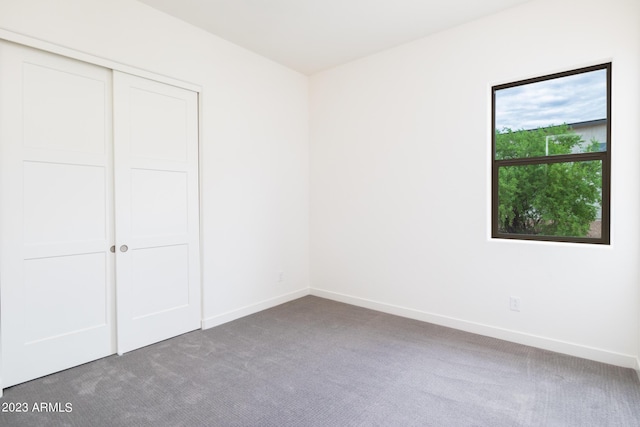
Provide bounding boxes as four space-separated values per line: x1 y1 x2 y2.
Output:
496 124 602 238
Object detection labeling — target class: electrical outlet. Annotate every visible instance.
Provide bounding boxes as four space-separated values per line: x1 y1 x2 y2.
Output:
509 296 521 312
278 271 284 283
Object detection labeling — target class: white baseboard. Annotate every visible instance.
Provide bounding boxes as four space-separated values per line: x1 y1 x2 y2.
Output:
310 288 638 369
202 288 310 330
635 358 640 382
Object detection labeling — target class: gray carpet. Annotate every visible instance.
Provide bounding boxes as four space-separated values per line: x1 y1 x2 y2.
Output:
1 296 639 426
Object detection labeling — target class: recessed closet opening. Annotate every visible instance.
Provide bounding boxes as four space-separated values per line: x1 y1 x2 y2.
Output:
0 40 202 390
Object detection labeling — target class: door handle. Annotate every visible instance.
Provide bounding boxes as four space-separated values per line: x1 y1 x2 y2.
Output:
110 245 115 253
120 245 128 253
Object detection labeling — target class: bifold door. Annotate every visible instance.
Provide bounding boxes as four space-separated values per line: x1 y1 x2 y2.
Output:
0 42 201 388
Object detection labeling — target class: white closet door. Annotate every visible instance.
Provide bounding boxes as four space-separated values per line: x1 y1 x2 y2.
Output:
0 42 115 387
113 72 201 354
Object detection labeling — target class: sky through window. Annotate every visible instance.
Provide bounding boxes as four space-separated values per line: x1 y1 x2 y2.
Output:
495 69 606 131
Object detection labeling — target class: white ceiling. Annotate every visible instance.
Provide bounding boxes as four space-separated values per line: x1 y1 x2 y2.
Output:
137 0 532 75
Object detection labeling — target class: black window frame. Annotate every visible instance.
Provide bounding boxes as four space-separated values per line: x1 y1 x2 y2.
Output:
491 63 611 244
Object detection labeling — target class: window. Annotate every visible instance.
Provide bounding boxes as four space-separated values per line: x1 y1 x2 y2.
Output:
492 64 611 244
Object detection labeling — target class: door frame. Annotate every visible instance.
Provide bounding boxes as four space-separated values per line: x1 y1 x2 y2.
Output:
0 30 204 397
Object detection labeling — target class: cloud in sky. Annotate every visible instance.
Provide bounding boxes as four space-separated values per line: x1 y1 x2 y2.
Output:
495 68 607 131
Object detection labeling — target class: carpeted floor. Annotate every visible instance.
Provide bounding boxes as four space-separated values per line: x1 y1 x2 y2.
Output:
1 295 639 426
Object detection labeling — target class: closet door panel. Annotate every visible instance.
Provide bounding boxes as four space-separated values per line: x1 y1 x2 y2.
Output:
0 42 115 388
22 61 106 154
131 245 190 317
23 253 108 343
130 168 189 237
113 71 201 354
23 161 107 244
129 87 189 161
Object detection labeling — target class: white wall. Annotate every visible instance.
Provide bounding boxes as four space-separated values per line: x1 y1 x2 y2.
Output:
0 0 310 324
310 0 640 367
